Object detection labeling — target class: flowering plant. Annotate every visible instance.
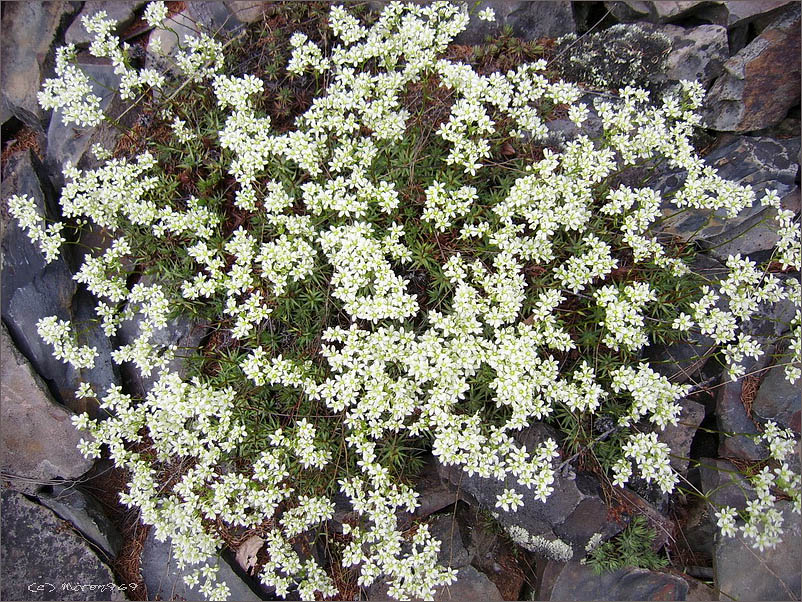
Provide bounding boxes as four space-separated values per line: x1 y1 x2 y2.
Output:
10 1 800 599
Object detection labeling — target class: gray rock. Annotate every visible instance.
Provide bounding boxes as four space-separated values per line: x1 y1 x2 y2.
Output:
714 501 801 601
716 362 771 462
140 529 260 601
45 61 123 188
540 560 689 601
703 4 801 132
658 397 705 475
437 423 623 562
65 1 147 46
37 483 122 560
0 1 75 126
454 1 575 45
0 325 94 494
606 1 794 27
117 275 208 398
1 151 77 401
699 457 756 509
226 0 269 23
752 363 802 433
0 489 125 601
701 187 800 262
407 454 462 524
553 24 671 91
147 1 244 75
643 23 728 86
429 514 472 569
657 136 800 245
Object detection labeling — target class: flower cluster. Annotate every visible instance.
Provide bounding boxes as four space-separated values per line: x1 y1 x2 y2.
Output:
18 1 802 599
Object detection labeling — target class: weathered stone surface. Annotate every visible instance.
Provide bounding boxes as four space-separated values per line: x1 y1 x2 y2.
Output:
542 560 689 601
140 529 260 601
701 187 800 262
657 136 800 245
147 1 244 74
454 1 575 45
752 363 802 433
703 4 801 132
714 501 801 601
65 1 147 46
0 324 93 494
1 151 77 401
116 275 208 398
606 1 794 27
0 1 74 126
407 454 462 523
438 424 623 562
699 458 756 509
45 61 123 188
458 504 527 600
226 0 269 23
37 483 122 560
658 398 706 475
430 514 472 569
0 489 125 601
716 366 771 462
640 23 728 85
553 23 671 91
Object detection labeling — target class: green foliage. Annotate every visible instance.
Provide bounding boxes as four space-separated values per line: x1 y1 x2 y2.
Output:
586 516 668 575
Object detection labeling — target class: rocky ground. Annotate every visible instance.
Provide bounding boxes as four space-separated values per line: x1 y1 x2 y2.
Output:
1 1 800 601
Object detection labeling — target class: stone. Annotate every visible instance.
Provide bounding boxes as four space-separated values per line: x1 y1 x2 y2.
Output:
606 1 794 27
37 483 122 560
0 489 125 601
553 24 671 91
226 0 269 23
1 151 77 401
716 367 771 462
429 514 472 569
714 501 801 601
454 1 575 45
433 565 504 601
752 363 802 433
147 2 244 74
437 423 624 562
0 324 93 494
45 60 124 188
116 275 208 398
458 504 527 600
140 529 261 601
638 23 728 86
65 1 148 47
703 4 801 132
701 187 800 262
407 453 462 524
658 398 706 475
0 1 75 126
699 458 756 509
657 136 800 246
541 560 689 601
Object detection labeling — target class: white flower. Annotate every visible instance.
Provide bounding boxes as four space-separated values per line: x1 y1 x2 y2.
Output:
478 7 496 22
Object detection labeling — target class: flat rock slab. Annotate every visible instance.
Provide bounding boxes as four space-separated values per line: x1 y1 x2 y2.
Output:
657 135 799 245
752 364 802 433
657 397 705 475
453 1 575 45
703 3 801 132
65 1 147 46
140 529 260 601
714 501 801 601
438 423 623 562
0 489 125 601
0 1 75 126
541 560 689 601
0 324 93 494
